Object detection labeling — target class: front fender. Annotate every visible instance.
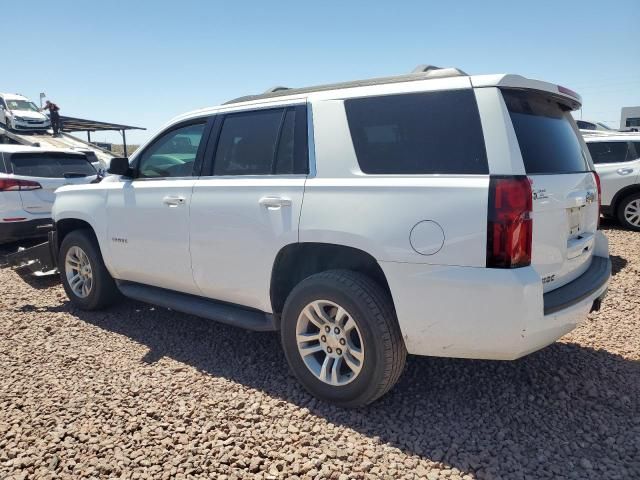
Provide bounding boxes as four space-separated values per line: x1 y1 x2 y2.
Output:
53 186 112 272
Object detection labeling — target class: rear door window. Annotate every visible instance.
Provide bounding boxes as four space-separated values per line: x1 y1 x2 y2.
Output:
587 142 633 164
502 90 589 174
9 153 96 178
344 90 488 174
212 106 307 176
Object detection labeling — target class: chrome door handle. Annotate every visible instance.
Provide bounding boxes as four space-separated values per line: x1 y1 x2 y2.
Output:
163 195 186 206
617 168 633 175
259 196 292 209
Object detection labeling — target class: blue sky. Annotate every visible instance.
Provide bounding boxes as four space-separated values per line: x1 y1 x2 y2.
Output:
4 0 639 145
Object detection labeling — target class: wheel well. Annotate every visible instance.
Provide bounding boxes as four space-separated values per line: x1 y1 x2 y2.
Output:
612 185 640 212
270 243 393 315
55 218 96 251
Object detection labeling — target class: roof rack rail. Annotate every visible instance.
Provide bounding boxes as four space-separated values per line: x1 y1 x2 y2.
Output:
412 64 468 76
264 86 290 94
224 64 468 105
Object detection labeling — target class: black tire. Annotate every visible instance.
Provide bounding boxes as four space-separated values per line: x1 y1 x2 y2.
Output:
59 229 120 310
616 193 640 231
281 270 406 407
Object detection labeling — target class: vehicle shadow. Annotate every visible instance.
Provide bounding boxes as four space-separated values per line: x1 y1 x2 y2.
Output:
53 299 639 479
609 254 628 276
13 269 59 289
599 217 625 232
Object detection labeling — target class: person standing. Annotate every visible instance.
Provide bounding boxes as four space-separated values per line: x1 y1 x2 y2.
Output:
41 100 61 136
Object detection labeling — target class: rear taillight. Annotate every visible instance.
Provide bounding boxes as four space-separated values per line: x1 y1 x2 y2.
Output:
0 178 42 191
593 171 602 229
487 176 533 268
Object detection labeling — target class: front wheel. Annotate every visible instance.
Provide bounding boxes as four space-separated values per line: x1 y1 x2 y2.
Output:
59 229 120 310
281 270 406 407
617 193 640 231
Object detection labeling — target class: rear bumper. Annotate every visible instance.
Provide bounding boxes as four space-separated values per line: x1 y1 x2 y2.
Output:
381 232 611 360
0 218 54 244
543 256 610 315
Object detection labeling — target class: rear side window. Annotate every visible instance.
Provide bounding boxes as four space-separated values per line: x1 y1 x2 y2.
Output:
9 153 96 178
587 142 633 164
503 90 589 174
344 90 488 175
213 106 307 176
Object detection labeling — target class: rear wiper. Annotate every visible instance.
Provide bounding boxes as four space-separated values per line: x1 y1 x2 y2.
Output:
62 172 89 178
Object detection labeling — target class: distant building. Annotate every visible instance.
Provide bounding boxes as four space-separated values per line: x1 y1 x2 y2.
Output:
620 106 640 131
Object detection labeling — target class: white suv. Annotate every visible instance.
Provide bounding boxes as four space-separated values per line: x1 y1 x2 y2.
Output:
0 93 51 132
0 145 97 244
21 66 610 406
583 132 640 230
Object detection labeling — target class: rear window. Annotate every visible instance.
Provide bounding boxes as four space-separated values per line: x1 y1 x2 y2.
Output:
503 90 589 174
344 90 488 174
9 153 96 178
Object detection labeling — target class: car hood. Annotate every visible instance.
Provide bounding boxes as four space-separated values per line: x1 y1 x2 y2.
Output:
10 110 48 120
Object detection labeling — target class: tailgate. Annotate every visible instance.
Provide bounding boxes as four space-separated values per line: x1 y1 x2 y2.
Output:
502 89 599 292
17 175 68 214
8 152 97 214
529 173 599 291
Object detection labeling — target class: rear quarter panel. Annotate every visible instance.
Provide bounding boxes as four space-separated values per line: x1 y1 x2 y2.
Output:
300 92 489 267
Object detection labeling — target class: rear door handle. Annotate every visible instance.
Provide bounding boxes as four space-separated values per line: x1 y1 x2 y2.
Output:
259 196 292 209
617 168 634 176
163 195 186 207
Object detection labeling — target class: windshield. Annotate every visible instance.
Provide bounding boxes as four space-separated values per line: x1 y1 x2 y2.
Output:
5 99 39 112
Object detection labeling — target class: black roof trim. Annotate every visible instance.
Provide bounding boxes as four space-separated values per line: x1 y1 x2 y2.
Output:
224 65 468 105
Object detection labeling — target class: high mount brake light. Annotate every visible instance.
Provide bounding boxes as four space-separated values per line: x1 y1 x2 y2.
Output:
0 178 42 191
558 85 579 100
487 176 533 268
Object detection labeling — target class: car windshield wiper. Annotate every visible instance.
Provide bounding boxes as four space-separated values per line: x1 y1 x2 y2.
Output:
62 172 90 178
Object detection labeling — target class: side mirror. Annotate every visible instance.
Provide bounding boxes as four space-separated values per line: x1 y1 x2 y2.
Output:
108 157 133 177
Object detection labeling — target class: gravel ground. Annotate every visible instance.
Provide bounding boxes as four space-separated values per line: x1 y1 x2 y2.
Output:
1 222 638 480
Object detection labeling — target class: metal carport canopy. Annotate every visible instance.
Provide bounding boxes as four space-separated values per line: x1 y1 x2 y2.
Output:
60 116 145 156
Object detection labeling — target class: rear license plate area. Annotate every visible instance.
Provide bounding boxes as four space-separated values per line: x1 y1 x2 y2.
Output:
568 207 582 236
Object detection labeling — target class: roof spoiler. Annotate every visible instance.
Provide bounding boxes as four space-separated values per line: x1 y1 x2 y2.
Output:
471 74 582 110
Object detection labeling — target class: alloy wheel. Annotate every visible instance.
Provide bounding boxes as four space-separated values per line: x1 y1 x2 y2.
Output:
295 300 365 386
65 246 93 298
624 199 640 227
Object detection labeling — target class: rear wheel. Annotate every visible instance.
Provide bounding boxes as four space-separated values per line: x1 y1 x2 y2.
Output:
59 229 120 310
281 270 406 407
617 193 640 231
